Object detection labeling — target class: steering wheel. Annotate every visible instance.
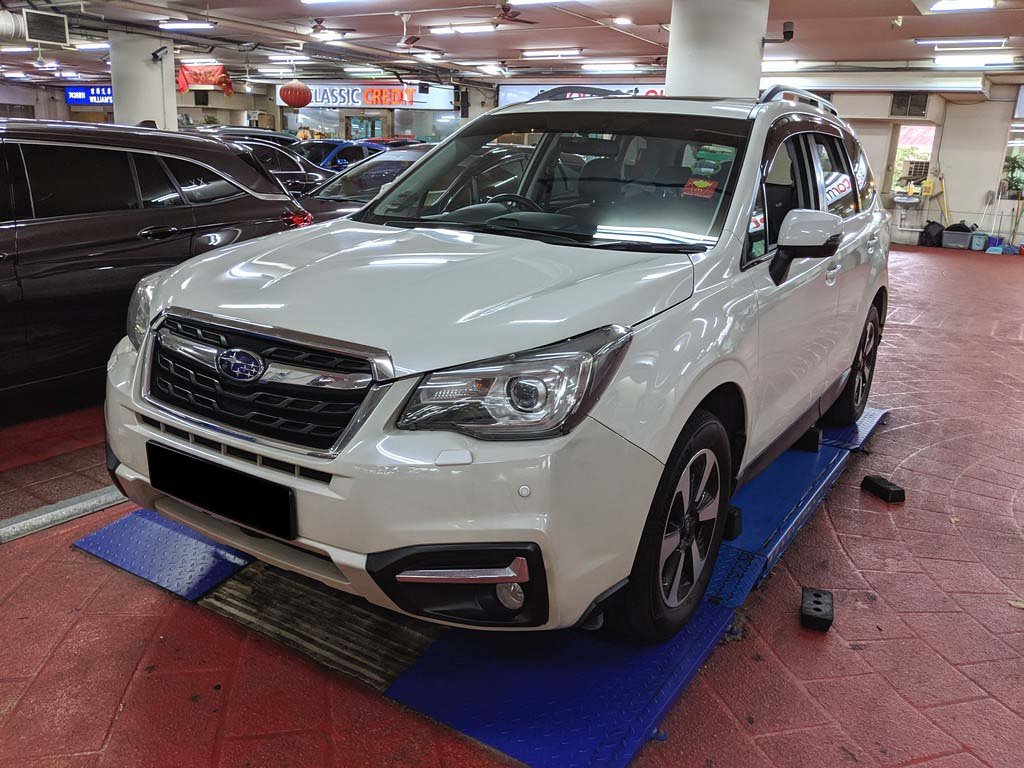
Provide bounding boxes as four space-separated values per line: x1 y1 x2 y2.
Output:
488 193 543 212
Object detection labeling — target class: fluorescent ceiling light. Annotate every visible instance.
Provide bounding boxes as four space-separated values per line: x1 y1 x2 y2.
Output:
181 58 220 65
916 37 1007 45
159 20 217 30
5 71 26 78
415 52 442 60
313 31 343 40
478 64 506 76
344 66 384 73
930 0 995 10
934 53 1014 66
1013 123 1024 129
257 67 292 74
74 41 110 50
431 24 495 34
1009 140 1024 146
612 17 632 26
1 47 32 53
581 62 636 72
55 70 78 78
507 1 554 4
267 54 311 62
522 48 581 58
761 59 802 72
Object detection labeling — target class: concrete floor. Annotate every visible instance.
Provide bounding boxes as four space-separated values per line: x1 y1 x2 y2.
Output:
1 245 1022 767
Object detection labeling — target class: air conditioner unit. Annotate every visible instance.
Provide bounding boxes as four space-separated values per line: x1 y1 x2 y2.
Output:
23 9 69 46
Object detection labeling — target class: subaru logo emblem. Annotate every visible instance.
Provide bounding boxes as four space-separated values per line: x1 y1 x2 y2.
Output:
216 349 265 383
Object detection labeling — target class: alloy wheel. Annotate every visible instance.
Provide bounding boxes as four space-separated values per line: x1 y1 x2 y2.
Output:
659 448 721 608
853 321 878 409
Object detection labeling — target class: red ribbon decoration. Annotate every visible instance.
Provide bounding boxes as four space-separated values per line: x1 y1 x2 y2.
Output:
177 65 234 96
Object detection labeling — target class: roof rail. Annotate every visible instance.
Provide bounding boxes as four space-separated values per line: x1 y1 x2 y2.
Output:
526 85 624 103
758 85 838 116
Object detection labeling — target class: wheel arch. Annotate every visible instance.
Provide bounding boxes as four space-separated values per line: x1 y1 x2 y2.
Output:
872 285 888 328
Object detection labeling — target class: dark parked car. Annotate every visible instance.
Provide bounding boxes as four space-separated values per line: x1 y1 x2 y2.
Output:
0 119 311 393
299 144 434 220
357 137 422 149
186 125 299 147
292 139 385 172
234 138 332 195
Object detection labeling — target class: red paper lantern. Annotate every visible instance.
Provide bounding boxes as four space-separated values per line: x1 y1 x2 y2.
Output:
279 79 312 109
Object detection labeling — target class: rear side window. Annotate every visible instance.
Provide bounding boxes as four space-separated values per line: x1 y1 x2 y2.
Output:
163 158 241 204
812 135 857 219
336 146 366 164
850 141 877 211
133 154 183 208
21 144 139 218
246 143 298 173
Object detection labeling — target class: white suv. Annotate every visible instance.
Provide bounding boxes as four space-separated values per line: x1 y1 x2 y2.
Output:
106 88 889 641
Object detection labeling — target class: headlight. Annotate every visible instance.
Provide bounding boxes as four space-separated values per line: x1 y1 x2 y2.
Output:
397 325 631 440
126 270 166 350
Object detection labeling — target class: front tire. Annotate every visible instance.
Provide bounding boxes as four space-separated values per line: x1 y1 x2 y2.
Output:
824 305 881 426
614 409 732 643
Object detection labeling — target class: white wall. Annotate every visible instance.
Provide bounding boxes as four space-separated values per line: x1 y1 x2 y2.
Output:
0 82 70 120
846 120 893 188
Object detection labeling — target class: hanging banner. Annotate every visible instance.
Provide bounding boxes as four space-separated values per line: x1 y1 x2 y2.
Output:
177 65 234 96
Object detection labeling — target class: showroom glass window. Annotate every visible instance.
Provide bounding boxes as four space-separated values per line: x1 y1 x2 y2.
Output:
812 135 857 219
133 154 183 208
20 145 139 218
162 157 241 204
361 112 751 249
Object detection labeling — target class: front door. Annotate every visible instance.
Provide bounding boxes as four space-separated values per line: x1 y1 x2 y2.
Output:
746 134 840 459
12 143 195 386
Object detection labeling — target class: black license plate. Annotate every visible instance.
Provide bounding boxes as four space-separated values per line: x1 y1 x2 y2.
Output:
147 442 297 539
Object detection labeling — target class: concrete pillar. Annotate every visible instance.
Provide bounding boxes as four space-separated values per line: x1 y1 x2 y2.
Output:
664 0 770 99
109 30 177 130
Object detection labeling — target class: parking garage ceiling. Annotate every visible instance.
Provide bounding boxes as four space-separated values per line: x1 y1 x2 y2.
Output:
1 1 1023 86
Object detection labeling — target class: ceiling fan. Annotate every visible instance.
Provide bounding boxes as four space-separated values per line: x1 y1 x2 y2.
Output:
397 14 444 54
493 3 539 25
310 18 357 36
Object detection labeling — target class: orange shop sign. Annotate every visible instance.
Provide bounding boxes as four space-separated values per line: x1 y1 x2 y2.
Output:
276 82 454 111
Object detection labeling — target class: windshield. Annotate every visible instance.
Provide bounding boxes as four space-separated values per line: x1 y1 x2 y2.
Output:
294 141 338 165
314 149 428 202
359 110 750 250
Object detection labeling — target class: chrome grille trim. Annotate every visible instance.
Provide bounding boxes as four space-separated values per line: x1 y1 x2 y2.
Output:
139 310 392 459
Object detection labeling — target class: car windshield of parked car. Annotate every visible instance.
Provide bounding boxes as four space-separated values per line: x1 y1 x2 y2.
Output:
313 149 429 202
359 110 750 251
294 141 338 166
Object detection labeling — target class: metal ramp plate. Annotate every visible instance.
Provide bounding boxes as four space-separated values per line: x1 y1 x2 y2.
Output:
821 406 888 450
73 508 251 601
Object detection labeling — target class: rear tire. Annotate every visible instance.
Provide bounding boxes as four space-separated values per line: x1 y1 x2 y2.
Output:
824 305 881 427
613 409 732 643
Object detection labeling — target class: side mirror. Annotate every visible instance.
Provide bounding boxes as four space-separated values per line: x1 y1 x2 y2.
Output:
769 209 844 285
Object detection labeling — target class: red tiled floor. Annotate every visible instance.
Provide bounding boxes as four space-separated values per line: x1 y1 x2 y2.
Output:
0 246 1022 767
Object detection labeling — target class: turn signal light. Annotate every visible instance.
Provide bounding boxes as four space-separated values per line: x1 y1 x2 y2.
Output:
283 210 314 228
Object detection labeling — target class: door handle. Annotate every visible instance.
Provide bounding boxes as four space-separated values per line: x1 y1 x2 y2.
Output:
825 264 841 286
137 225 180 241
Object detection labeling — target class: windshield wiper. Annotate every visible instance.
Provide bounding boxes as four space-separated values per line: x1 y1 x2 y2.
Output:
384 219 710 253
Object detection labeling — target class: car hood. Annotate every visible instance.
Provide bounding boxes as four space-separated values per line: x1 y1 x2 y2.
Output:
151 219 696 377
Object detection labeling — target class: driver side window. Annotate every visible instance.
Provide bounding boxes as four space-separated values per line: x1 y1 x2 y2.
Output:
746 135 814 266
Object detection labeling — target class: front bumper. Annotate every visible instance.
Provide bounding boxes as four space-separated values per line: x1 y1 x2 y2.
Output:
105 336 664 630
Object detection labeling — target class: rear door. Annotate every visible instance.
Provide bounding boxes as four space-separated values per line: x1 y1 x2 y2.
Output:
161 156 290 255
13 142 195 384
0 143 23 391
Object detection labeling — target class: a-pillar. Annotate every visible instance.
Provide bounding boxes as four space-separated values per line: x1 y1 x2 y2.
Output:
109 30 178 129
664 0 770 99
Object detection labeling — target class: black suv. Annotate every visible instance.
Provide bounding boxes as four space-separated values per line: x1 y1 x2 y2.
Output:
0 119 311 394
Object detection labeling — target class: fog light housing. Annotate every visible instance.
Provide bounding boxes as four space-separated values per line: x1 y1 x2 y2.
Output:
495 582 526 611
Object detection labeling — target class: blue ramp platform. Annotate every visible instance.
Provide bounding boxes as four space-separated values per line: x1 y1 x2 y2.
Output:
74 507 251 601
74 408 887 768
386 407 887 768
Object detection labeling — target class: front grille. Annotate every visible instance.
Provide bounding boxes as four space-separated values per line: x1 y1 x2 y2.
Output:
148 316 374 451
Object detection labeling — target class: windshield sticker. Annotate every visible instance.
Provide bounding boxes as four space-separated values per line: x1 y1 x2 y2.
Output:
696 144 735 164
683 179 719 199
693 159 722 177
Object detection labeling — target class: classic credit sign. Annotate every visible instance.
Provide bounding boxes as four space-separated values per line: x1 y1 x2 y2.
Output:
276 82 454 111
